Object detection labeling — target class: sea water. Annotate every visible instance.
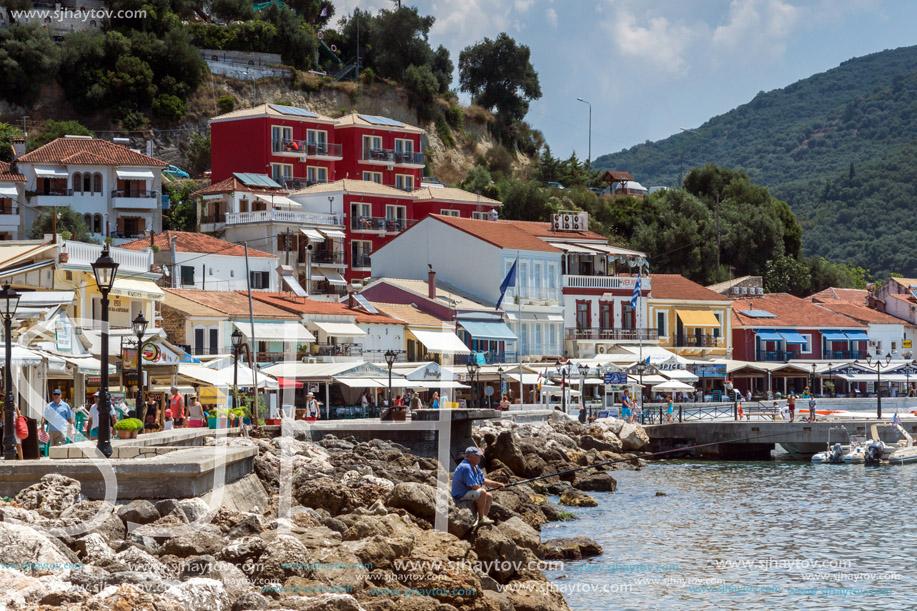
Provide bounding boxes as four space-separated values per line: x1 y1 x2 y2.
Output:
541 460 917 610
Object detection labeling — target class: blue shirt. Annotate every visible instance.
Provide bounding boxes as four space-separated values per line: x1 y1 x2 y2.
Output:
43 401 73 432
452 459 484 500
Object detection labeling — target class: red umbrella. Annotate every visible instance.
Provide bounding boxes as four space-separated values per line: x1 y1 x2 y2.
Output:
276 377 303 389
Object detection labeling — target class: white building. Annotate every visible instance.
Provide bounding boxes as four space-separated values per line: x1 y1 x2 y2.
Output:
14 136 167 244
119 230 279 292
814 300 911 359
0 160 25 239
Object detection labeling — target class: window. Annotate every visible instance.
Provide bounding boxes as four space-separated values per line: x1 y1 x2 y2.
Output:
307 166 328 184
600 302 613 330
363 172 382 183
194 328 205 354
548 325 557 354
385 205 406 231
394 138 414 155
622 303 635 329
576 301 590 330
277 233 298 252
351 240 372 268
533 263 542 294
83 173 92 193
93 214 103 234
306 129 328 155
472 211 488 220
535 324 542 352
120 217 144 237
271 126 292 153
799 333 812 354
249 271 270 289
657 311 666 337
0 198 12 215
519 262 528 297
395 175 414 191
892 341 898 351
93 173 102 193
439 209 460 216
270 163 292 184
547 263 557 290
72 173 81 193
180 265 195 286
713 312 722 338
209 328 219 355
363 135 382 159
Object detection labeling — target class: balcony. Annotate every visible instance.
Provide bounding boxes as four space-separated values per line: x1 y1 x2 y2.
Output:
112 190 158 210
33 190 73 207
562 275 651 290
503 287 562 303
350 216 417 234
281 177 329 191
309 251 346 265
755 349 802 362
201 213 226 225
674 334 724 348
225 210 341 226
272 140 343 160
62 240 153 275
361 148 425 167
565 328 659 342
827 350 867 360
453 350 517 365
352 254 371 269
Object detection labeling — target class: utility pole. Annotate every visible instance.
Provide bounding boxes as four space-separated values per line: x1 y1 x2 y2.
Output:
577 98 591 186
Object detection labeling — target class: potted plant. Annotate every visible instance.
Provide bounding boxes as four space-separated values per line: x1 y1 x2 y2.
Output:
113 418 143 439
208 408 231 429
392 406 406 422
229 407 246 427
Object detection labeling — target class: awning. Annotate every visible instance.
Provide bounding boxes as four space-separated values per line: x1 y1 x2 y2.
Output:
507 372 555 385
0 259 56 280
62 356 115 375
374 378 425 388
406 379 470 389
547 242 600 254
0 346 46 367
675 309 720 328
629 374 667 385
254 193 302 209
409 328 471 354
821 331 850 341
755 329 784 342
320 229 346 239
34 167 68 178
301 228 325 242
312 321 365 337
458 320 516 341
844 330 869 341
334 377 383 388
116 169 154 180
178 364 228 386
777 330 808 344
0 186 17 197
317 269 346 286
232 321 316 342
662 369 699 382
276 377 303 389
308 269 325 281
111 277 165 301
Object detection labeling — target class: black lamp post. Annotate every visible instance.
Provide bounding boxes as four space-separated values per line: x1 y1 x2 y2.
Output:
497 366 505 402
466 360 479 408
132 312 148 424
857 354 891 419
231 328 243 411
0 283 20 461
811 362 817 397
91 245 119 458
827 362 834 397
577 363 589 422
384 349 396 409
555 360 570 414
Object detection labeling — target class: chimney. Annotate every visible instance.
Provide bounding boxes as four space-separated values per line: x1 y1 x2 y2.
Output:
12 138 25 158
428 264 436 299
149 230 156 247
348 293 356 309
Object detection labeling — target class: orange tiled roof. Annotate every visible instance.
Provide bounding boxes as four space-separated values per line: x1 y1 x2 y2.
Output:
191 176 288 197
17 137 167 167
119 231 274 258
808 287 869 304
164 289 298 318
650 274 732 302
430 215 560 252
248 292 403 324
0 161 25 182
816 302 905 325
500 219 607 242
732 293 866 328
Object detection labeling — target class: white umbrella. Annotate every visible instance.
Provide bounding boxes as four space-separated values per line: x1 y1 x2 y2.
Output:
652 380 696 392
217 364 279 390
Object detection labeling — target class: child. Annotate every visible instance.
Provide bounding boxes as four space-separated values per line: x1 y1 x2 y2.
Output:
163 409 174 430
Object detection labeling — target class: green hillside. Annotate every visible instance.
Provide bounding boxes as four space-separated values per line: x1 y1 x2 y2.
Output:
592 45 917 277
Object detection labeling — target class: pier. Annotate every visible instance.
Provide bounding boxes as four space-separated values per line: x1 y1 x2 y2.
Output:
645 420 917 459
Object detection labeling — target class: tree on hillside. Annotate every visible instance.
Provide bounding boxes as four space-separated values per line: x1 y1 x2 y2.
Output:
499 179 553 222
764 254 811 295
430 45 454 94
369 6 437 81
0 118 21 163
0 23 60 105
458 33 541 139
28 208 95 242
28 120 92 152
163 180 204 231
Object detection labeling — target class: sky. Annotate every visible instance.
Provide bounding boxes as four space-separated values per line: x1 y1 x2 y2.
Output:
334 1 917 162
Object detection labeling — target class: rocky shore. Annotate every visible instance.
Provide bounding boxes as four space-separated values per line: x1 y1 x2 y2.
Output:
0 413 649 611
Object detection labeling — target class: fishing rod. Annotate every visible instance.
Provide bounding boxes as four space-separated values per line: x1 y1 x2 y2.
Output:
487 430 796 490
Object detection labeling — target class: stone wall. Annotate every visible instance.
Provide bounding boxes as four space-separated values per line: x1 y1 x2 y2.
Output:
159 304 187 347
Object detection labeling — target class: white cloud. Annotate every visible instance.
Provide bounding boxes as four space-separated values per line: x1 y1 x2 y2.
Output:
712 0 800 59
607 8 701 75
546 7 558 28
514 0 536 12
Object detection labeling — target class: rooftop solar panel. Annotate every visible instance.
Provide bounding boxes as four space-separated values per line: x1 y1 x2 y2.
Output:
358 114 404 127
234 173 282 188
352 293 379 314
269 104 318 118
742 310 777 318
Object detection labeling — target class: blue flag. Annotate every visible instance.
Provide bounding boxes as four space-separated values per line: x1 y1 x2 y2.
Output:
630 271 642 309
893 412 901 426
496 259 518 309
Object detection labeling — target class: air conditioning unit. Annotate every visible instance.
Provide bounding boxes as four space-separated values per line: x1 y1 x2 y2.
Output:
741 287 748 294
757 288 764 295
868 340 877 347
597 345 608 354
386 165 394 171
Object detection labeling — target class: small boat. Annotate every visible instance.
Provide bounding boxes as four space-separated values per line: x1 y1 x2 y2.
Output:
843 435 867 464
811 426 850 464
864 423 917 465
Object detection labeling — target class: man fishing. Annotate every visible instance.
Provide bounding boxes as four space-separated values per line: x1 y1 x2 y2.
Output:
452 446 504 526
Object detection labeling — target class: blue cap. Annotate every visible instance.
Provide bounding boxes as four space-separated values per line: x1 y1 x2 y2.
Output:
465 446 483 456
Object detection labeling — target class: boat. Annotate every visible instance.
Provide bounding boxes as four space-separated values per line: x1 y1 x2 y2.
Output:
843 435 867 464
864 423 917 465
811 426 850 464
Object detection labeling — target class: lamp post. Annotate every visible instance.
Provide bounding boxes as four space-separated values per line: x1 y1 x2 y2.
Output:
0 283 20 460
231 328 243 411
91 245 119 458
555 360 571 414
827 362 834 397
384 349 396 409
132 312 148 425
576 97 592 185
811 362 817 397
466 360 480 409
857 354 891 419
497 366 505 402
635 361 647 419
577 363 589 423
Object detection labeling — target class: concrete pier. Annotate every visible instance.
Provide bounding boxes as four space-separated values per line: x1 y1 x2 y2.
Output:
646 420 917 459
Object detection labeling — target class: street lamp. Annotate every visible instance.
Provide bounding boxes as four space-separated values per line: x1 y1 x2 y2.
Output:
384 349 396 409
827 362 835 397
466 360 480 409
91 245 119 458
811 362 817 397
132 312 148 426
555 360 571 414
634 361 647 420
576 97 592 185
497 366 505 403
0 283 20 460
577 363 589 423
231 328 243 412
856 354 891 419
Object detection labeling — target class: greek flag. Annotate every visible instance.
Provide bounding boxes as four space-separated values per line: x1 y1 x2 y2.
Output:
630 271 642 309
892 412 901 426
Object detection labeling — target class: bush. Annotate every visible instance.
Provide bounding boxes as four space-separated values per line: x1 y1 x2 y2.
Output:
435 115 455 148
152 94 187 123
445 104 464 131
120 111 148 131
28 120 92 152
217 95 235 114
113 418 144 431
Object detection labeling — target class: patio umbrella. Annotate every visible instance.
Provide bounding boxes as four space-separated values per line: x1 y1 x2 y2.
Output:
652 380 696 392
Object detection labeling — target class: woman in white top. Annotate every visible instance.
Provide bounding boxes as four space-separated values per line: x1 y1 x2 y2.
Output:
187 395 205 427
305 393 320 420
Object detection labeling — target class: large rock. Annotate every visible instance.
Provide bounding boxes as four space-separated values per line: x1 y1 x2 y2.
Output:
618 422 650 451
176 498 213 523
0 567 48 608
254 534 315 582
495 516 542 556
232 592 269 611
542 536 603 560
505 579 573 611
15 474 81 518
0 521 78 577
472 526 527 583
572 472 617 493
594 417 625 435
163 577 231 611
268 593 367 610
558 489 597 507
72 533 117 563
57 500 126 544
579 434 623 453
117 500 160 526
294 476 357 516
386 482 476 538
161 528 226 558
486 431 526 476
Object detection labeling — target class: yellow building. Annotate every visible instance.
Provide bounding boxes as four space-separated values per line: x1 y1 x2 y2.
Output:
647 274 733 358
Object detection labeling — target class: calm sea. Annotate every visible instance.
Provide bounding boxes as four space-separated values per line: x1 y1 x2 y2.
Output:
542 460 917 610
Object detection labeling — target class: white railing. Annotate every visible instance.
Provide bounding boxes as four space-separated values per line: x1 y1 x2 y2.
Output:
562 275 652 290
504 287 562 302
225 210 341 226
63 241 153 274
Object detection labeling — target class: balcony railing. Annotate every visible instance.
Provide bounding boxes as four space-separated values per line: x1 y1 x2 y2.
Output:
309 251 346 265
63 240 153 274
352 254 371 269
453 350 517 365
504 288 562 302
827 350 867 360
36 189 73 197
201 213 226 225
313 343 358 357
350 216 417 233
756 350 803 362
225 210 341 226
0 207 18 216
675 334 724 348
272 139 343 158
112 190 157 198
362 149 424 165
565 328 659 341
281 177 329 190
563 275 651 290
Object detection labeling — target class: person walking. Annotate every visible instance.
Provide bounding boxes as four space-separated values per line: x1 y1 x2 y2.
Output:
85 392 116 441
144 395 160 431
41 389 73 447
169 387 185 428
621 392 632 422
787 393 796 422
666 395 675 424
410 393 423 411
162 409 174 430
8 402 24 460
187 395 206 428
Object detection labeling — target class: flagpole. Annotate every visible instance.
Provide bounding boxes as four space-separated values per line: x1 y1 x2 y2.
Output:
516 253 523 407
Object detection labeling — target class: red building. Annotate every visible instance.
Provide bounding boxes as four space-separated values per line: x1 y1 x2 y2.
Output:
332 113 425 189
